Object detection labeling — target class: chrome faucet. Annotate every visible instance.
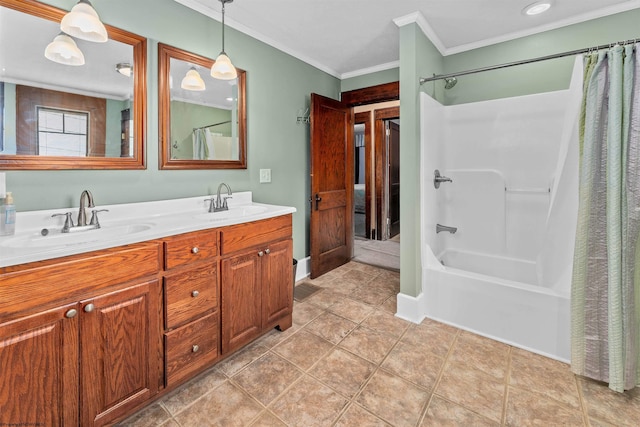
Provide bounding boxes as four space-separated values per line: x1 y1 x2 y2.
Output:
78 190 95 226
436 224 457 234
208 183 232 212
433 170 453 189
50 190 108 233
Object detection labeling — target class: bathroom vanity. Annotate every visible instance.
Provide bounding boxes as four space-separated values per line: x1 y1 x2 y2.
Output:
0 193 295 426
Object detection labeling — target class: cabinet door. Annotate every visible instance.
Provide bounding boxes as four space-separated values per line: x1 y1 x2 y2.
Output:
81 280 160 427
262 239 293 328
0 303 79 427
221 251 261 354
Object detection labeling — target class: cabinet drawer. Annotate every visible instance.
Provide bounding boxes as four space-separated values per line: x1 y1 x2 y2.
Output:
220 214 292 255
165 263 218 329
165 312 219 387
164 229 218 270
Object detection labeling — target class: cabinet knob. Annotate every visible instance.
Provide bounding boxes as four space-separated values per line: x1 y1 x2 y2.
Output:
258 251 264 257
191 247 199 254
192 344 200 353
191 290 199 298
84 303 95 313
65 308 78 318
264 248 271 254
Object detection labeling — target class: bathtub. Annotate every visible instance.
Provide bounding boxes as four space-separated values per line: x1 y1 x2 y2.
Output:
423 246 570 362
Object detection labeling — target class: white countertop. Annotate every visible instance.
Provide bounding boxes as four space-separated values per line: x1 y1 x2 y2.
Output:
0 192 296 268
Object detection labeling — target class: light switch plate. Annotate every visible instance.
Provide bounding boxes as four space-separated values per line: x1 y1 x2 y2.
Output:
259 168 271 183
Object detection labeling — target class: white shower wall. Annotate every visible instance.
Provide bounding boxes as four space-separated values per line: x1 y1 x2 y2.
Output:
434 90 570 262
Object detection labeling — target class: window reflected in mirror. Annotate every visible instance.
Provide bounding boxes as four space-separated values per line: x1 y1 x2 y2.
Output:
159 43 246 169
0 0 146 170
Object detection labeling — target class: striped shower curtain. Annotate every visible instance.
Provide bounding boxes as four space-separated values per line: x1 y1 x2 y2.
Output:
571 43 640 392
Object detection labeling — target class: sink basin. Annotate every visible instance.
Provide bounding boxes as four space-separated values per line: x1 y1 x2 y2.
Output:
0 223 153 249
193 205 268 222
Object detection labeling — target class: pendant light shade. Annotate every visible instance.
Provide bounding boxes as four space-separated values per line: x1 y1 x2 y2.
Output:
211 53 237 80
44 33 85 66
61 0 108 43
115 63 133 77
211 0 237 80
181 67 206 91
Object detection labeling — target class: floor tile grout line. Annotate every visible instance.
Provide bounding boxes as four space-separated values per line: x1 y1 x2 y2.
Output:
575 376 592 426
418 328 462 425
501 346 513 426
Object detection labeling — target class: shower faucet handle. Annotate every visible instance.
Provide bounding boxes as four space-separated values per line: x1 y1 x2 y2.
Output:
434 169 453 189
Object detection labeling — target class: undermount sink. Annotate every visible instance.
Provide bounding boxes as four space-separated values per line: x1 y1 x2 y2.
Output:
193 205 268 222
0 223 153 249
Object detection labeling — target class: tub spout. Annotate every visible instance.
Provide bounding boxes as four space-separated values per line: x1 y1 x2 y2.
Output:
436 224 457 234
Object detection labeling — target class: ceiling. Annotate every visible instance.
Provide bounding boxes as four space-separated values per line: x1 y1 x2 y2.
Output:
175 0 640 79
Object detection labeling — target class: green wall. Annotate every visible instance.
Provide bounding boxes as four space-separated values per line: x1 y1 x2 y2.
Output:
441 9 640 105
341 67 399 93
3 0 340 262
4 1 639 281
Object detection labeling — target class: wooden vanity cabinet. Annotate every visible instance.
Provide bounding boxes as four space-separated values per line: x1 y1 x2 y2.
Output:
161 229 220 387
0 242 162 427
220 215 293 354
0 213 294 425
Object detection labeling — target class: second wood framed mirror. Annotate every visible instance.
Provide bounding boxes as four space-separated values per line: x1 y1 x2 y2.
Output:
159 43 246 169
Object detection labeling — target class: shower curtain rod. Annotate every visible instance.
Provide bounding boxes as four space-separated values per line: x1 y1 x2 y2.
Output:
193 120 232 131
419 38 639 85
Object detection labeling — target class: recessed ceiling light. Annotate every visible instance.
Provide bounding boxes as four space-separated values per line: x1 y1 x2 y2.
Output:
523 1 553 16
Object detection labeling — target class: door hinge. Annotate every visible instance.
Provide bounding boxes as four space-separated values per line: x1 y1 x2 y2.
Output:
386 128 390 136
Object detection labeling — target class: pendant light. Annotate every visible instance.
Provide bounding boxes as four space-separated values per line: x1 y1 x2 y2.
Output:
115 63 133 77
211 0 237 80
44 33 85 66
181 67 207 91
61 0 108 43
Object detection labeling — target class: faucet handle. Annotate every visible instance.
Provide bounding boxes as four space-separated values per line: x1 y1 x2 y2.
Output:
52 212 74 233
89 209 109 227
222 195 232 209
204 197 216 212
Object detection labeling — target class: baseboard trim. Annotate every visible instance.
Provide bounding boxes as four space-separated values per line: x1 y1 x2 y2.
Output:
395 291 426 324
295 256 311 282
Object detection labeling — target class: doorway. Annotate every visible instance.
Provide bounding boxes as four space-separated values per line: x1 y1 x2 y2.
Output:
309 82 400 277
351 104 400 271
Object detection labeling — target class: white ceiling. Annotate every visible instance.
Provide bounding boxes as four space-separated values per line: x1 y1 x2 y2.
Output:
175 0 640 79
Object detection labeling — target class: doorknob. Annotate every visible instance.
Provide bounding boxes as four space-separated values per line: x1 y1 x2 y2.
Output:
315 193 322 210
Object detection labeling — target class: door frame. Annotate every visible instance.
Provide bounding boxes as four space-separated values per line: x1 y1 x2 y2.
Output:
341 82 400 241
354 111 372 239
374 107 400 239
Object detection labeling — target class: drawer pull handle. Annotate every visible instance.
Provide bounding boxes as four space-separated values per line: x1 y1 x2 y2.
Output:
191 290 199 298
192 344 200 353
191 247 199 254
84 303 95 313
258 251 264 257
264 248 271 254
65 309 78 318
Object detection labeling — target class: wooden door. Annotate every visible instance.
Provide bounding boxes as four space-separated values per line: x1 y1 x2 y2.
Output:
81 280 159 427
0 304 79 427
221 251 262 354
310 93 354 278
388 121 400 238
262 239 293 328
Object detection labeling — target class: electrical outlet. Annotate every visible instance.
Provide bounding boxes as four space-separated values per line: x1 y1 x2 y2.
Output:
259 168 271 183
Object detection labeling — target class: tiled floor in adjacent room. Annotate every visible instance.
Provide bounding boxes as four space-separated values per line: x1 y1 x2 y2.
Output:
119 261 640 427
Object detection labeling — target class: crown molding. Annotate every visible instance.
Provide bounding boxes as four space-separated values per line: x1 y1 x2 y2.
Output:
340 61 399 80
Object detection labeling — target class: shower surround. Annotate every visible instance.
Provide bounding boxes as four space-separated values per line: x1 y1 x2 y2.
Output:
397 59 583 361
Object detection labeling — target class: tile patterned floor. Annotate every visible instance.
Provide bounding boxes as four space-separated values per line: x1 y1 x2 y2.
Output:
119 261 640 427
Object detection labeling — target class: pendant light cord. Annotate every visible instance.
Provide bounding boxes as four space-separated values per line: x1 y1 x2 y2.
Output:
221 0 226 54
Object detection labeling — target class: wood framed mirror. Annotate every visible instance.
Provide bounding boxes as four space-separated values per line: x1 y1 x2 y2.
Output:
159 43 246 169
0 0 147 170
